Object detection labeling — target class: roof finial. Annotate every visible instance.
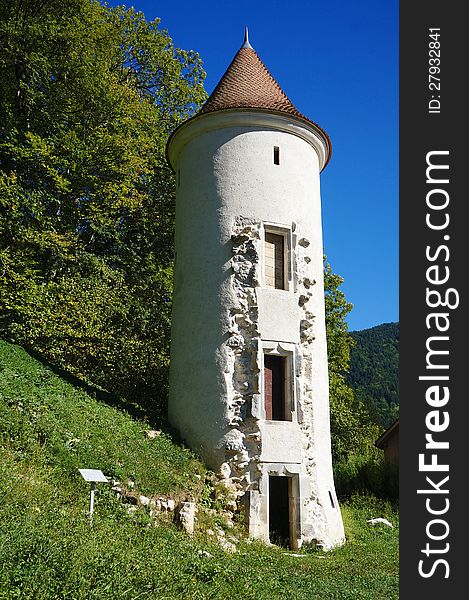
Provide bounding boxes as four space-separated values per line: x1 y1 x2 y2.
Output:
242 26 253 49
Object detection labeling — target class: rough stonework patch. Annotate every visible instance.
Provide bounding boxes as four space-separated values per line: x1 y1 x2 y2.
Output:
220 217 263 496
178 501 197 534
216 218 340 547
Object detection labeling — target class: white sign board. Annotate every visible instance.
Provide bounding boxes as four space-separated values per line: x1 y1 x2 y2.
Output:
78 469 108 483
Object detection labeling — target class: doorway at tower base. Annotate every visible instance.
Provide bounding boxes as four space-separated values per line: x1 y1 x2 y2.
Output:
241 463 345 550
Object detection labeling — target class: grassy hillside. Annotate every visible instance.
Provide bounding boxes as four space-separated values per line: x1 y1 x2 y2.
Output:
0 339 398 599
348 323 399 427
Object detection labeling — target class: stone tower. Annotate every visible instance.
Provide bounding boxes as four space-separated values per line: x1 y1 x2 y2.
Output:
166 31 345 549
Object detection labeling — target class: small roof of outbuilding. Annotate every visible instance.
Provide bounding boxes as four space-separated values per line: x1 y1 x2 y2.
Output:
375 418 400 449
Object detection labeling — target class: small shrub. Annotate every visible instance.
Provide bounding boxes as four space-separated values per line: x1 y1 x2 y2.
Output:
334 453 399 500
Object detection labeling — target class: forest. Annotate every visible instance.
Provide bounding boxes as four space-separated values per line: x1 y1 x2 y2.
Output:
348 322 399 428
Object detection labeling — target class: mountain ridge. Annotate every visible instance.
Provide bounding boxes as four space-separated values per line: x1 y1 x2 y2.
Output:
347 321 399 427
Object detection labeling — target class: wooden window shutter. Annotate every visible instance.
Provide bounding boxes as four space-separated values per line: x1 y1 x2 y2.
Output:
264 357 273 420
264 233 285 289
264 355 286 421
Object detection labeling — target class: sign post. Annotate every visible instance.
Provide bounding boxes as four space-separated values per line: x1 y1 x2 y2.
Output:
78 469 108 526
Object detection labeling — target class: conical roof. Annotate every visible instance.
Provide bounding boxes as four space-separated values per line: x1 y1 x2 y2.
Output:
198 33 329 149
200 46 304 118
167 32 331 170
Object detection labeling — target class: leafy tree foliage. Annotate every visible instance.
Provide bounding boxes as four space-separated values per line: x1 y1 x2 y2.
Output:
324 264 398 498
324 261 355 375
0 0 206 412
324 261 380 462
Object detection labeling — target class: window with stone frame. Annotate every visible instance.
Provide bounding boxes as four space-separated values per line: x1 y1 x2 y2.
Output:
263 226 291 290
263 346 295 421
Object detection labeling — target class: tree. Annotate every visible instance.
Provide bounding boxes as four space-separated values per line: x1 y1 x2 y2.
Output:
0 0 206 412
324 261 355 376
324 260 380 461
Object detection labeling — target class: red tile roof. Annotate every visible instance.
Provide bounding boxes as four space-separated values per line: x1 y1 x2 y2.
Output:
166 38 331 171
199 45 331 164
200 47 302 117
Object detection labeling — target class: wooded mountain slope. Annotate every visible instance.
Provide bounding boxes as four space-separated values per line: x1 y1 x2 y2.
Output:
347 322 399 427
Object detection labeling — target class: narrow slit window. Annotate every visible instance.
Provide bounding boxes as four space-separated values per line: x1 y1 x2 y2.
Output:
264 355 286 421
264 232 285 289
273 146 280 165
328 490 336 509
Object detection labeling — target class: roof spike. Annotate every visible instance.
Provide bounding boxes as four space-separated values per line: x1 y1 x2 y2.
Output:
242 26 253 49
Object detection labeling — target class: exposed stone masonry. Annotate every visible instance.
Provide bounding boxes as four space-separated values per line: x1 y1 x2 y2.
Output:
295 236 328 541
221 217 263 498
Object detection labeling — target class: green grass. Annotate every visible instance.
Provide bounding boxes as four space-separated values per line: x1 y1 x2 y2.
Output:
0 339 398 599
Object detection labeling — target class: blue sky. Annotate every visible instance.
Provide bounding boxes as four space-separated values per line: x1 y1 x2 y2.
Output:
109 0 398 332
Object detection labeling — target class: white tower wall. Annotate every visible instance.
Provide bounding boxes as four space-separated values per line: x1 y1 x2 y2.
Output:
168 110 345 548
